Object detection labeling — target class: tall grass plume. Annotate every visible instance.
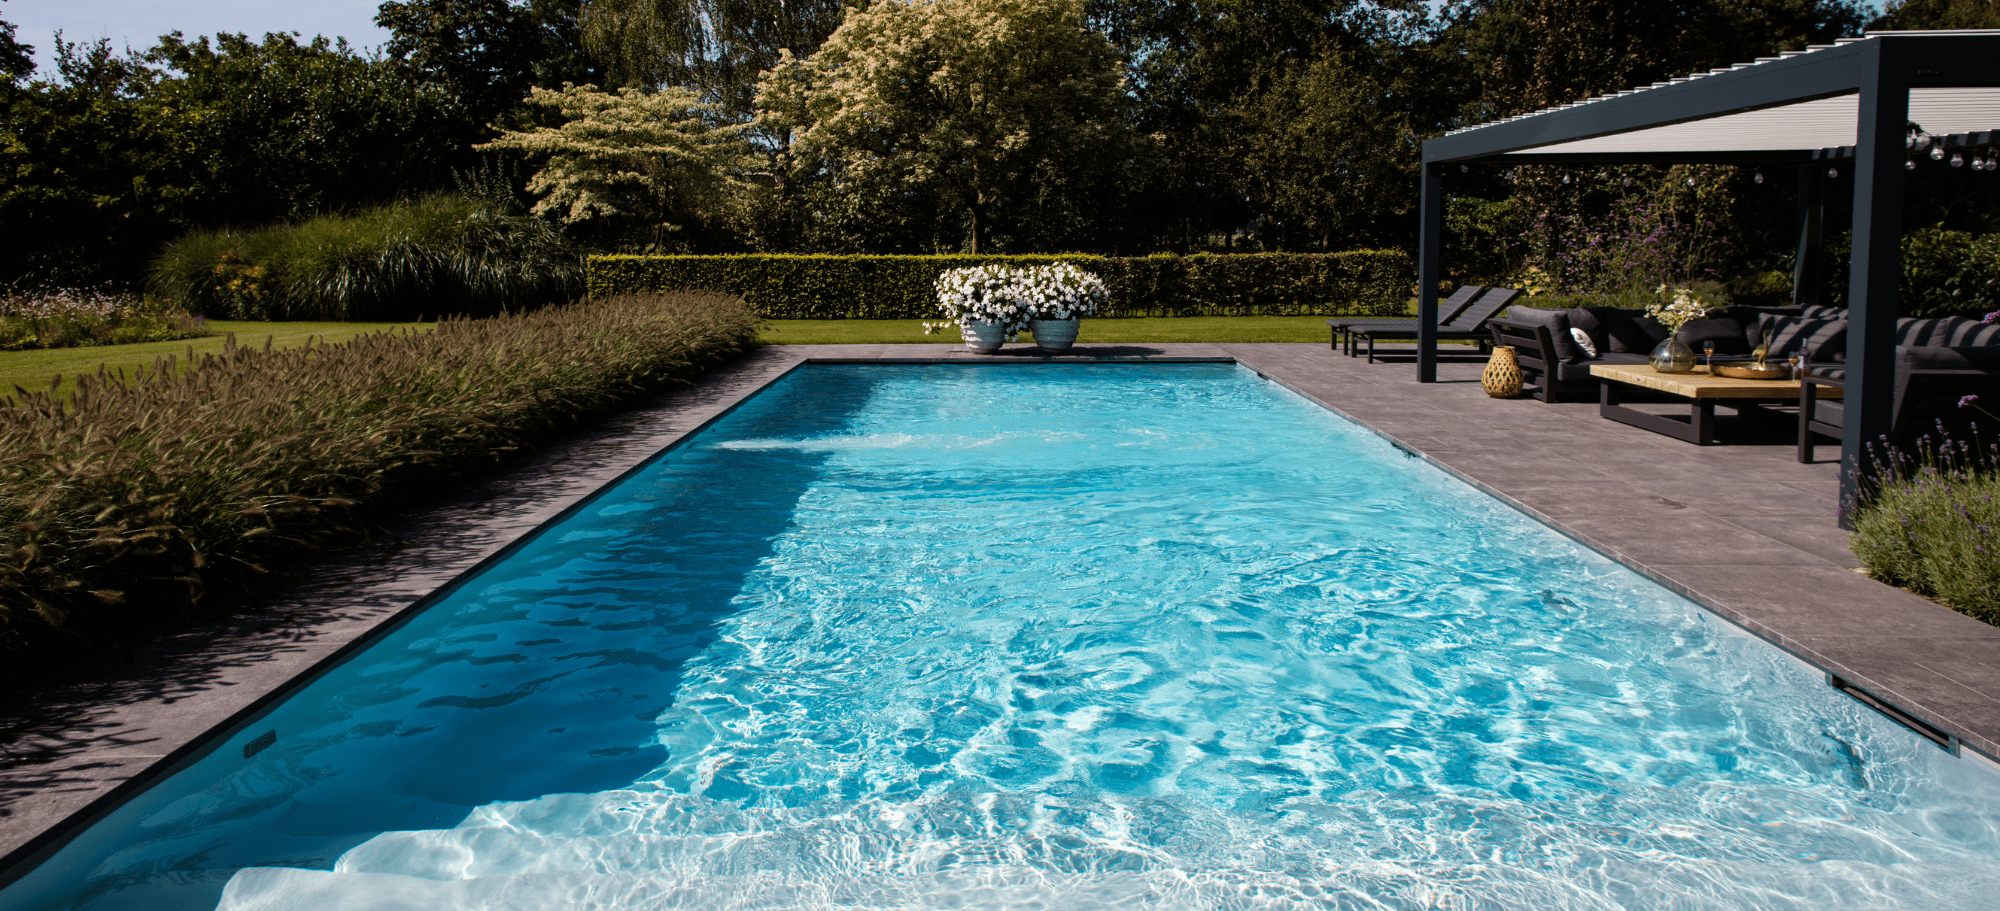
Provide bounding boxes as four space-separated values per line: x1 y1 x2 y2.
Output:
0 292 757 689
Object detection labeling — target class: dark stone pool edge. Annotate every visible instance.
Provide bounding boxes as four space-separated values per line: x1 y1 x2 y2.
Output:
2 343 1995 888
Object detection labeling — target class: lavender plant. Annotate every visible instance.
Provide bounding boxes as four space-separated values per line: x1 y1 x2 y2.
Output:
1850 425 2000 624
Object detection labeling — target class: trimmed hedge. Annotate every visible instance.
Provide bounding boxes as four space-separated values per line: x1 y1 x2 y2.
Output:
0 292 757 689
587 252 1413 319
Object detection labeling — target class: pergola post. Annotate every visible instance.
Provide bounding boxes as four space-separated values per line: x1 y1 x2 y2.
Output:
1792 167 1826 307
1416 162 1443 383
1840 51 1910 517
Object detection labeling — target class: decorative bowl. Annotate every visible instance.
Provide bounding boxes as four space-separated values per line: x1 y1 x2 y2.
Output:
1711 362 1790 380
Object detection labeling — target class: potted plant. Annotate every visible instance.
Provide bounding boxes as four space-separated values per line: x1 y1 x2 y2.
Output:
1020 263 1108 353
927 265 1034 353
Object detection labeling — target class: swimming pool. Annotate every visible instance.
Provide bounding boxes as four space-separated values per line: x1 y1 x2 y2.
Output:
6 363 1998 910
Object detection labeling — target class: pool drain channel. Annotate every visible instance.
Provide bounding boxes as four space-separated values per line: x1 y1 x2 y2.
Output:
1830 676 1957 753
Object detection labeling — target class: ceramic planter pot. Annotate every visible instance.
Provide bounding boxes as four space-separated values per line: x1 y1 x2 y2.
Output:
1029 317 1080 353
960 319 1008 353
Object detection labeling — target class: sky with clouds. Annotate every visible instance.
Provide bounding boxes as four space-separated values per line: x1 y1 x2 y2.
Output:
5 0 392 76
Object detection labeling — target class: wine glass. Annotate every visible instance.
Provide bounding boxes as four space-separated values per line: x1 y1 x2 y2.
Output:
1703 341 1715 371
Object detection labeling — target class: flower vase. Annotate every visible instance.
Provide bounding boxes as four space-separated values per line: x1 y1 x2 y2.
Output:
1650 337 1696 374
1029 317 1080 353
1481 345 1523 398
960 319 1009 354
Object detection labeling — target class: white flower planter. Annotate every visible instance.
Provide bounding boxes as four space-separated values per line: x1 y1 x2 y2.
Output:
1029 317 1080 353
960 319 1009 353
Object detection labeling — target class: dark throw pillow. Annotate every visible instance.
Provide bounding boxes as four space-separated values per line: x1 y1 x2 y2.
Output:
1506 306 1587 363
1761 316 1846 363
1676 317 1752 355
1598 308 1671 353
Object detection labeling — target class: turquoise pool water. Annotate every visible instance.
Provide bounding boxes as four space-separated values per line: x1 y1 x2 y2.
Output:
7 363 1999 910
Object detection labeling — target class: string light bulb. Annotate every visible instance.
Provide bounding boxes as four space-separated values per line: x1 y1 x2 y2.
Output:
1907 158 1917 170
1828 166 1840 178
1622 175 1632 187
1953 152 1966 167
1932 146 1946 160
1754 170 1765 184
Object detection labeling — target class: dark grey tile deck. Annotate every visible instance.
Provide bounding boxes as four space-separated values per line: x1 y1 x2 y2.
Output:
4 340 1997 879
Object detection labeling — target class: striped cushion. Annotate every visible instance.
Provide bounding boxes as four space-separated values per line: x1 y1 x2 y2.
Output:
1759 316 1846 362
1799 304 1845 320
1896 317 2000 347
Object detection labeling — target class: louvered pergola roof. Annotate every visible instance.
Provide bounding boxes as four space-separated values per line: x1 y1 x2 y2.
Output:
1425 31 2000 164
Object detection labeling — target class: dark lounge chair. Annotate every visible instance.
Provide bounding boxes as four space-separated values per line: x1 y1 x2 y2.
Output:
1349 287 1520 363
1327 285 1484 353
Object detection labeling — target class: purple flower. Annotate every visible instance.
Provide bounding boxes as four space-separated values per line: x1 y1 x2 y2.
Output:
1986 311 1999 324
1962 394 1982 408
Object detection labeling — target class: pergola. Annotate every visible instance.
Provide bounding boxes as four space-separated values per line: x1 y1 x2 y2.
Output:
1415 30 2000 510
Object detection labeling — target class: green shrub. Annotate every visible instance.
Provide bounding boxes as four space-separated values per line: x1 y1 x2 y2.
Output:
0 292 757 687
1850 433 2000 624
586 251 1413 319
0 288 213 350
150 195 585 321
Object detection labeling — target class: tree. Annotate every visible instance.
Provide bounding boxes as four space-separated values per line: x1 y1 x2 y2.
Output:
374 0 605 132
580 0 845 112
1872 0 2000 29
145 32 469 226
1233 48 1419 251
0 0 31 84
768 0 1143 253
477 84 754 250
0 37 176 286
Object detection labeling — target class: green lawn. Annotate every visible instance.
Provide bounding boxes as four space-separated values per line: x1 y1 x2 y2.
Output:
760 315 1354 345
1 320 433 401
2 314 1463 402
755 314 1480 346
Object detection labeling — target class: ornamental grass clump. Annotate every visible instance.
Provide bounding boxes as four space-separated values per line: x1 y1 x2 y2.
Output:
0 292 757 686
1850 428 2000 624
150 195 583 321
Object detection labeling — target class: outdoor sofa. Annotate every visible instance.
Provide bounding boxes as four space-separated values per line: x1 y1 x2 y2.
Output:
1797 316 2000 462
1487 303 1837 404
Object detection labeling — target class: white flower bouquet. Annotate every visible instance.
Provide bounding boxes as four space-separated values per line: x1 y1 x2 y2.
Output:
926 265 1033 336
1646 283 1726 332
1017 263 1108 321
924 264 1110 335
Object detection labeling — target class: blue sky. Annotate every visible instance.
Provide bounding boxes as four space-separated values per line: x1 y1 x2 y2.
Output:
5 0 392 76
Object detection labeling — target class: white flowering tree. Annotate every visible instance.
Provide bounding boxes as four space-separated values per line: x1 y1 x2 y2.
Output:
476 84 756 250
760 0 1140 253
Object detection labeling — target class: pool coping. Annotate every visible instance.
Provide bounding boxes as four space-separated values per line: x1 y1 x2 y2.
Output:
3 341 1997 887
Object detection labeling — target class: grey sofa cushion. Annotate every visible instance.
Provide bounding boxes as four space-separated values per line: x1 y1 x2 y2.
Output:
1676 317 1752 355
1800 304 1846 320
1575 307 1670 353
1555 351 1647 383
1897 316 2000 347
1507 306 1588 363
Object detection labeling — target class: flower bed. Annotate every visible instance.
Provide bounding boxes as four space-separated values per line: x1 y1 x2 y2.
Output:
0 292 758 688
0 288 211 350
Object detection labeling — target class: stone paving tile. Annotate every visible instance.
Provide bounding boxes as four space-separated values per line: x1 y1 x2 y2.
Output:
4 340 1998 877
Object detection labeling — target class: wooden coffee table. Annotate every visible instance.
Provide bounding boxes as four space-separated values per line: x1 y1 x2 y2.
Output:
1588 363 1837 445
